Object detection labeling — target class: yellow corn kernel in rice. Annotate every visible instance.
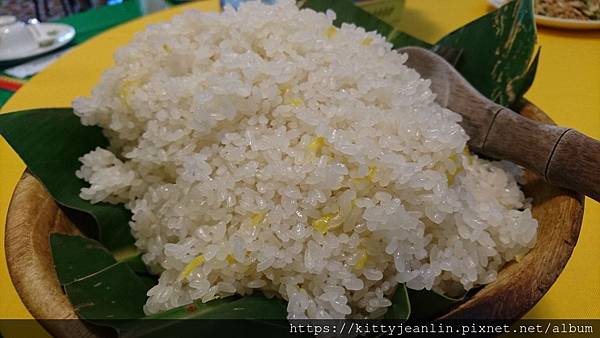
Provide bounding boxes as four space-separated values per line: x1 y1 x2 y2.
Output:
463 147 473 165
308 136 326 154
286 97 304 107
350 177 369 190
250 212 266 226
226 254 236 265
447 171 459 186
178 255 205 281
118 79 140 106
351 166 377 186
361 37 373 46
448 153 459 164
366 166 377 180
325 25 337 38
162 44 170 52
279 84 291 95
312 214 335 234
445 154 463 185
354 250 368 270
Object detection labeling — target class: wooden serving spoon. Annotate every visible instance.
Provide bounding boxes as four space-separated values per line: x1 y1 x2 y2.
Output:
400 47 600 202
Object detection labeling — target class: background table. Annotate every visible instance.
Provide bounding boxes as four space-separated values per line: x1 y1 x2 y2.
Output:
1 0 598 337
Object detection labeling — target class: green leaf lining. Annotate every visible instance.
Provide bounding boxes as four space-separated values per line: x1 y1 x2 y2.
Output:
434 0 537 105
50 234 149 320
0 108 134 250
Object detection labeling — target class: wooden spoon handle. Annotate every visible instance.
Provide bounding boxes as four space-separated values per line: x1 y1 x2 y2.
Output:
546 129 600 202
479 107 600 202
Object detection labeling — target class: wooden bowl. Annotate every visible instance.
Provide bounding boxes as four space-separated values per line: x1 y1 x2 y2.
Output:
4 100 584 336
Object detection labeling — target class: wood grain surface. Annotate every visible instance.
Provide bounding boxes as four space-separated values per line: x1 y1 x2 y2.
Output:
4 102 584 336
546 129 600 202
5 174 106 338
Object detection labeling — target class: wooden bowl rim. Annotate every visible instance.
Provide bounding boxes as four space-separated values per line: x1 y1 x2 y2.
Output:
4 100 585 336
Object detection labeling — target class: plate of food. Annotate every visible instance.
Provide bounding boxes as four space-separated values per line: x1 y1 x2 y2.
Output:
489 0 600 29
1 0 597 337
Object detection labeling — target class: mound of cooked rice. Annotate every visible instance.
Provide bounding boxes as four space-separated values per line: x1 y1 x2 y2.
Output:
73 0 537 319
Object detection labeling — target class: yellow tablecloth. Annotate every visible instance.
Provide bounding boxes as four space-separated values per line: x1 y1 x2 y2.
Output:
0 0 598 336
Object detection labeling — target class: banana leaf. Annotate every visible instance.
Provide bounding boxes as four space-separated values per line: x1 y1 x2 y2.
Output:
50 234 149 320
406 289 464 321
384 284 411 320
117 296 289 338
434 0 537 106
0 109 134 251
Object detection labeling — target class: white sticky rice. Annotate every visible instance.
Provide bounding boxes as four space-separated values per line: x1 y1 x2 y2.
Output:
73 0 537 319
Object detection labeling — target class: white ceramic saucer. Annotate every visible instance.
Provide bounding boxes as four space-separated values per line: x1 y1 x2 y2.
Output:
0 23 75 62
